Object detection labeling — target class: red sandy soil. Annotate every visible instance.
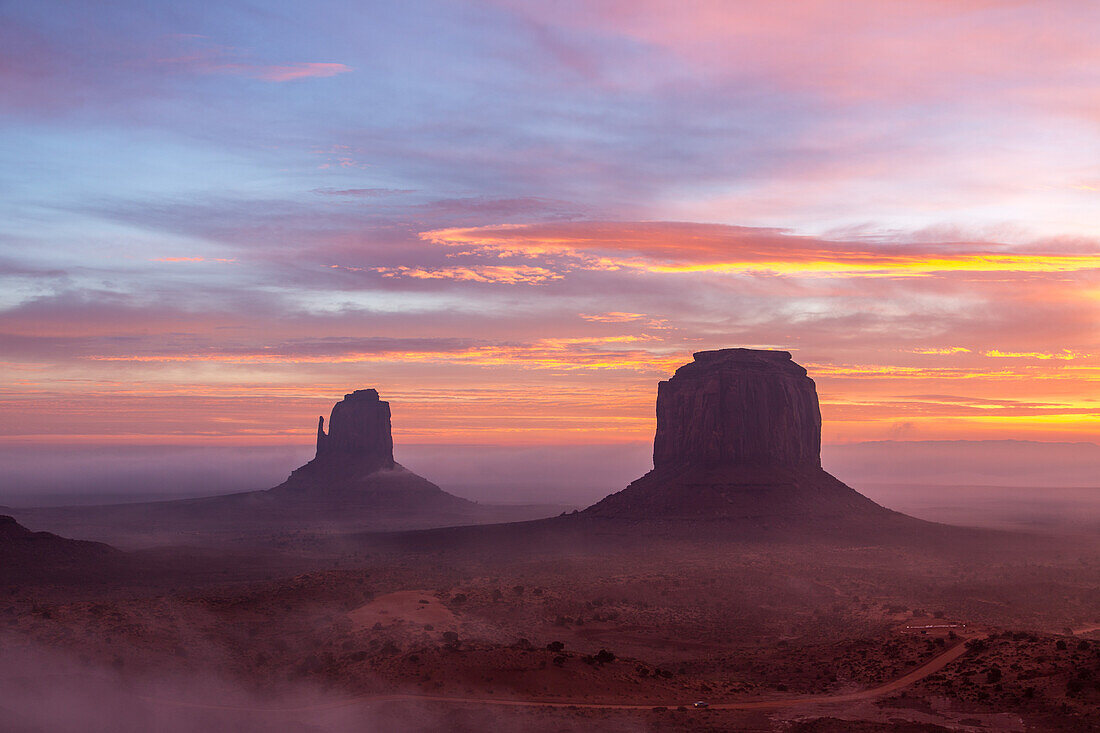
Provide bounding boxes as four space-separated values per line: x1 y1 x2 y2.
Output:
3 531 1098 731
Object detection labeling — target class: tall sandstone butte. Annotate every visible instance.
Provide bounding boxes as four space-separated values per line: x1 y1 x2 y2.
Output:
266 388 474 515
586 348 894 524
653 349 821 470
315 388 395 467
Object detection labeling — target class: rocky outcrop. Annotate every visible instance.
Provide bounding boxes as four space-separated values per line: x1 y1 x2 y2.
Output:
0 515 122 585
315 389 395 466
653 349 821 469
585 348 895 524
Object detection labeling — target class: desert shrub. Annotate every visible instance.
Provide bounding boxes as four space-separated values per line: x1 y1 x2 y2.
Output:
595 649 616 664
451 593 467 604
1056 640 1067 650
986 667 1003 684
546 641 565 652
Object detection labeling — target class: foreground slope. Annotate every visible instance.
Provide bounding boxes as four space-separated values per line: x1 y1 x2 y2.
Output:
0 514 121 584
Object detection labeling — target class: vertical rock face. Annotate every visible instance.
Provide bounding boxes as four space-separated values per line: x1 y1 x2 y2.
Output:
652 349 822 469
315 388 395 466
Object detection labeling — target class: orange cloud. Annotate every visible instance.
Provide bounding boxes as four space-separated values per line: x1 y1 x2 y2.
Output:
420 222 1100 279
579 312 670 328
982 349 1088 360
79 337 683 373
909 347 971 355
366 264 562 285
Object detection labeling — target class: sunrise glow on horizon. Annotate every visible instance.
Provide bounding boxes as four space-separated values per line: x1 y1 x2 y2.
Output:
1 1 1097 449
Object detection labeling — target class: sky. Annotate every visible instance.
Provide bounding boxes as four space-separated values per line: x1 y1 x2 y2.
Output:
1 0 1098 461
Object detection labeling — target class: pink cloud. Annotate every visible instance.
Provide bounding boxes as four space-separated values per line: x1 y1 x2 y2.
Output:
246 62 352 82
152 256 237 263
178 59 352 82
155 40 351 83
495 1 1100 107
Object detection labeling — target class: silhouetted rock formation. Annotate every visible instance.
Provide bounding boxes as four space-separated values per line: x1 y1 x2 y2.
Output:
585 349 898 526
653 349 821 469
266 388 473 514
14 389 565 548
315 389 395 465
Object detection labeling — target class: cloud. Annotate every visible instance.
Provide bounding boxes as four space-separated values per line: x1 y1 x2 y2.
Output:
245 62 352 82
983 349 1088 360
312 188 417 197
154 37 352 82
76 335 679 372
421 221 1100 278
158 53 352 82
153 257 237 263
364 264 563 285
910 347 972 355
493 0 1100 107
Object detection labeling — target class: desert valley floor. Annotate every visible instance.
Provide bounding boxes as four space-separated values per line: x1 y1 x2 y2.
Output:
3 521 1100 732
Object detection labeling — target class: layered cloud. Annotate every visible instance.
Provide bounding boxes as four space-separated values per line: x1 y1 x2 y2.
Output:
420 222 1100 279
1 1 1097 450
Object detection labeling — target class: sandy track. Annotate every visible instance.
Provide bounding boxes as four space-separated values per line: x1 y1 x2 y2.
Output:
140 635 980 714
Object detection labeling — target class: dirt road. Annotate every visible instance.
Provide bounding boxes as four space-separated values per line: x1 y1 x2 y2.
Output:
142 635 981 714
